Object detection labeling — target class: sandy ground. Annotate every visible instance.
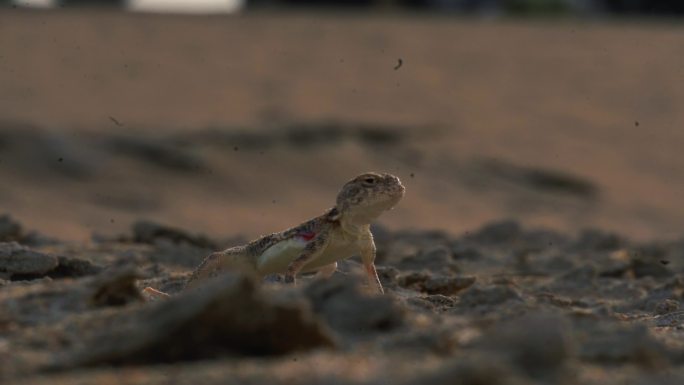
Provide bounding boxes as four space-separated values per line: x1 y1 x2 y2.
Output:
0 9 683 242
3 216 684 385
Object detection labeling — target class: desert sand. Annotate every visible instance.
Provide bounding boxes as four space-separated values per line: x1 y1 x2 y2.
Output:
1 9 683 241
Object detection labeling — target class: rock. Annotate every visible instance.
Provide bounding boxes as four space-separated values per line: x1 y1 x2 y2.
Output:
450 243 483 261
396 245 459 274
0 267 150 330
397 272 475 296
468 220 521 245
375 265 400 289
20 231 61 247
303 275 404 336
145 240 211 268
106 136 206 172
654 299 680 315
406 294 459 312
355 123 405 146
379 229 453 265
541 254 578 275
597 254 632 278
0 214 22 242
535 292 579 308
623 280 684 314
398 271 431 288
573 229 624 252
53 273 334 368
476 313 571 378
0 125 98 180
634 374 684 385
132 220 216 249
0 242 58 278
652 311 684 328
52 256 103 278
520 228 570 251
284 123 345 147
560 264 598 283
422 276 476 296
0 243 102 281
578 323 671 368
42 132 98 179
476 158 598 200
381 326 460 356
632 259 673 279
424 294 458 308
457 284 524 308
90 267 144 307
546 264 598 295
418 355 525 385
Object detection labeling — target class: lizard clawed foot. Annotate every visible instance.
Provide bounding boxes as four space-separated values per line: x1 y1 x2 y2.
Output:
142 286 171 301
362 282 385 295
364 263 385 295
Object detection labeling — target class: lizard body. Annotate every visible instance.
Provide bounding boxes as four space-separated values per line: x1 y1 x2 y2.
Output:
143 172 404 298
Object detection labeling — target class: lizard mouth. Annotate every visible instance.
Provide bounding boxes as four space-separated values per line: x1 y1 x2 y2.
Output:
384 193 404 211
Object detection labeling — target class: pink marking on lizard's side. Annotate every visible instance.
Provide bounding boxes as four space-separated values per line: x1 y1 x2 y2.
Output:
298 231 316 241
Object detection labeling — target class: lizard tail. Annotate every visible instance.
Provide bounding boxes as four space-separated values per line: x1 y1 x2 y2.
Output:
184 248 257 291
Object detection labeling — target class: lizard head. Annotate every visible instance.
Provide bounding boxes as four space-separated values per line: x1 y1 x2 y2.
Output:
335 172 405 225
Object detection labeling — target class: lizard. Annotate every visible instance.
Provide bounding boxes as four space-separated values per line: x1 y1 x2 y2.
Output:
142 172 405 299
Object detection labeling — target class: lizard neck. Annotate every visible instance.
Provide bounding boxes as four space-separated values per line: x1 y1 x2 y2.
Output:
339 220 369 238
325 207 369 238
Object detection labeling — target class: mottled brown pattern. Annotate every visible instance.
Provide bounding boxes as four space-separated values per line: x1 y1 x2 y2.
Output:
144 172 404 298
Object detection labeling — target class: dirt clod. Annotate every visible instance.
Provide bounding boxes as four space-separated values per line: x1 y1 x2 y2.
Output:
55 273 334 368
0 215 22 242
0 242 58 279
304 275 404 336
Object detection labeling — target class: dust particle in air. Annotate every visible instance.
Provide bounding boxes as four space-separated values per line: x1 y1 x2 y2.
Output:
394 58 403 70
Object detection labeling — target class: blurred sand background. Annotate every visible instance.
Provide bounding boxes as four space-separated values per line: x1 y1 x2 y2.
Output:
1 8 683 241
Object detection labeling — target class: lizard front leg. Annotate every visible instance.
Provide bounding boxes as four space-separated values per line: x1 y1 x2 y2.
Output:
360 237 384 294
284 233 329 285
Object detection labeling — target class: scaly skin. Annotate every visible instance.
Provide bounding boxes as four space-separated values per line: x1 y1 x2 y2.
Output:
143 172 404 298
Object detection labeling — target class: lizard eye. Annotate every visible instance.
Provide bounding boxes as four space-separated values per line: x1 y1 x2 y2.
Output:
363 177 376 185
